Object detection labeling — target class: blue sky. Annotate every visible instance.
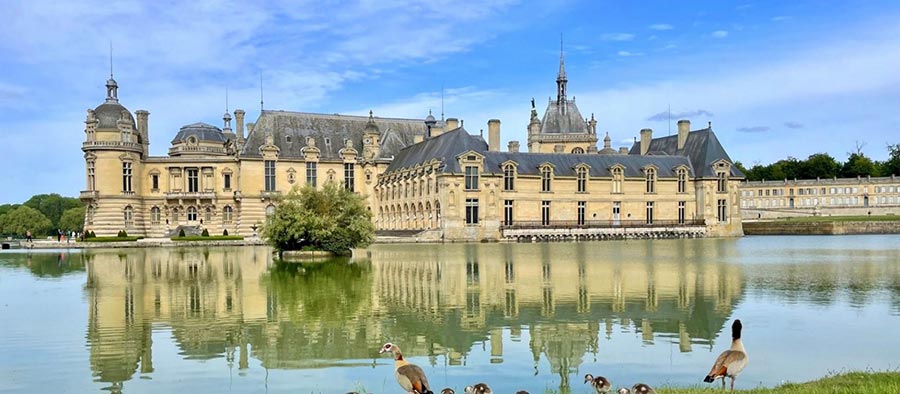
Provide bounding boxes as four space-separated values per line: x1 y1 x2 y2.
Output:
2 0 900 204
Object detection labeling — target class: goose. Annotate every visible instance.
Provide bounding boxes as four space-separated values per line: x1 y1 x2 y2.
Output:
515 391 529 394
464 383 492 394
616 383 655 394
441 389 455 394
584 374 612 394
379 342 434 394
704 319 748 393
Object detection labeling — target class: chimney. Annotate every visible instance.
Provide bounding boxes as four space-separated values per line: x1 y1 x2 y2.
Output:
619 147 629 155
488 119 501 152
135 110 149 154
431 124 445 138
446 117 459 131
235 109 246 142
508 140 520 153
677 119 690 150
640 128 653 155
414 134 424 144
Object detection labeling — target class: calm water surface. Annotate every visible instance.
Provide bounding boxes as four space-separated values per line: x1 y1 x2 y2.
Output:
1 235 899 393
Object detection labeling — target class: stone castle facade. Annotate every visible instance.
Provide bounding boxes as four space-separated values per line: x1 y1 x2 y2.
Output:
82 52 744 240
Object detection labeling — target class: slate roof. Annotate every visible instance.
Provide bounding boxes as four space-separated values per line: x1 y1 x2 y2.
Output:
385 127 487 173
171 122 226 144
241 110 426 160
628 128 745 178
539 99 588 134
93 102 135 130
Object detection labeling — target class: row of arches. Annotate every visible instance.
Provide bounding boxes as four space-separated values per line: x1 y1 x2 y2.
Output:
377 201 441 230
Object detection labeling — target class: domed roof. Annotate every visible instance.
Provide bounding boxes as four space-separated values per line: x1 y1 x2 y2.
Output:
424 110 436 124
171 122 226 144
93 102 135 130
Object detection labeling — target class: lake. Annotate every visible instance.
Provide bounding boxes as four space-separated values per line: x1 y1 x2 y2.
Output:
1 235 898 393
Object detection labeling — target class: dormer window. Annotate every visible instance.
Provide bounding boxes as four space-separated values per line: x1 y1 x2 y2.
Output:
611 166 624 194
717 171 728 193
644 167 657 193
541 165 553 192
576 166 589 193
503 163 516 191
677 168 688 193
465 166 479 190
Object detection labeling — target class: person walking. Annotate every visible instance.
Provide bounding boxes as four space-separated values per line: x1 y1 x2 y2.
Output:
26 230 33 243
57 229 62 242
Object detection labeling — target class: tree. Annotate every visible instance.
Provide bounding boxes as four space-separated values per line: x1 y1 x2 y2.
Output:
841 153 878 178
263 182 375 254
59 206 86 232
0 206 52 236
0 204 18 217
800 153 840 179
881 143 900 176
23 194 81 231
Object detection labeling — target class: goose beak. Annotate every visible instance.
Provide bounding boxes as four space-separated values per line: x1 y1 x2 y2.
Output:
378 348 387 354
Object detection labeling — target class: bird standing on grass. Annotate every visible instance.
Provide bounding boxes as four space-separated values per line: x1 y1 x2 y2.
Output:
616 383 655 394
584 374 612 394
703 319 749 393
379 342 434 394
464 383 492 394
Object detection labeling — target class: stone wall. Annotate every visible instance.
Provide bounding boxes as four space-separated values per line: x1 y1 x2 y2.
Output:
743 220 900 235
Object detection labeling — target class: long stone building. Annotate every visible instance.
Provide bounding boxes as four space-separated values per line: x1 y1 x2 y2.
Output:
81 52 745 240
739 176 900 219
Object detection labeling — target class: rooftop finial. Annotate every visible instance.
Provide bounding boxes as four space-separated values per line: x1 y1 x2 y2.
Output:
557 33 567 106
226 86 229 112
369 109 374 120
441 84 445 121
105 41 119 103
260 71 264 112
109 41 114 79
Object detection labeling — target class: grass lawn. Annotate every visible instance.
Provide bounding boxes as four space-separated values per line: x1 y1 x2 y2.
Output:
82 236 144 242
658 372 900 394
775 215 900 222
170 235 245 241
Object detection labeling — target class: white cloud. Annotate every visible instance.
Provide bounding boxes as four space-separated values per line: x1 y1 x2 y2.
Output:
649 24 674 31
617 51 644 57
602 33 636 41
771 16 792 22
712 30 729 38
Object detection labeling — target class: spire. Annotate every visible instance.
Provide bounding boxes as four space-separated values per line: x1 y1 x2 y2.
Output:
556 33 567 107
223 87 232 130
259 71 264 112
105 41 119 103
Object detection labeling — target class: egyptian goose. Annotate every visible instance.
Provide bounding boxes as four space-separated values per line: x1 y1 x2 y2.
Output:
379 342 434 394
616 383 655 394
440 389 454 394
704 319 748 393
515 391 529 394
584 374 612 394
464 383 492 394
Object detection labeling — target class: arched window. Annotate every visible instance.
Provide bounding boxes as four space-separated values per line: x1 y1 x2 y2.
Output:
645 168 657 193
172 208 180 222
677 168 688 193
541 166 552 192
576 166 588 193
503 164 516 191
204 207 212 222
223 206 233 224
86 160 96 191
611 167 624 194
265 204 276 217
124 206 133 227
187 206 198 221
150 207 161 224
571 147 585 154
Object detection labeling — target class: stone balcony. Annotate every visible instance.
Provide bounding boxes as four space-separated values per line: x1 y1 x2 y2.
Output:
164 191 216 200
79 190 99 201
82 140 143 153
260 190 282 200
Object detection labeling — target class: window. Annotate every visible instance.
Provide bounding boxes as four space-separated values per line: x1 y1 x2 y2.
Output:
427 179 432 195
541 166 552 192
187 206 198 221
306 162 317 187
577 167 588 193
465 198 479 225
344 163 355 191
717 199 727 222
677 168 687 193
151 174 159 191
264 160 276 192
572 147 585 154
611 167 623 193
224 173 231 190
187 169 199 193
577 201 586 226
204 207 212 223
122 162 133 192
124 206 133 227
172 208 179 222
541 201 551 226
150 207 160 224
612 202 621 225
503 164 515 191
223 206 233 224
645 168 656 193
465 166 479 190
504 200 513 226
87 160 96 191
678 201 686 224
717 171 728 193
646 201 654 224
265 204 276 221
86 206 94 225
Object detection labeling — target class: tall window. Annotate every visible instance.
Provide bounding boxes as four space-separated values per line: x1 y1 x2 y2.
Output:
150 207 160 224
306 162 317 187
612 201 621 225
265 205 276 223
150 174 159 191
172 208 179 222
645 168 656 193
465 198 479 225
427 179 432 195
264 160 276 192
576 167 588 193
223 206 233 224
344 163 355 191
577 201 586 226
611 167 623 193
541 201 551 226
187 206 198 221
187 169 199 192
677 168 687 193
717 199 727 222
646 201 654 224
678 201 686 224
503 164 515 191
87 160 96 191
124 206 133 227
122 162 133 192
541 167 552 192
204 207 212 223
504 200 513 226
86 206 94 225
224 173 232 190
717 171 728 193
465 166 479 190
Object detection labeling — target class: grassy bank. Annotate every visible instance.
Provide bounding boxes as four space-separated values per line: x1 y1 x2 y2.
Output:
170 235 244 241
775 215 900 222
660 372 900 394
82 236 144 242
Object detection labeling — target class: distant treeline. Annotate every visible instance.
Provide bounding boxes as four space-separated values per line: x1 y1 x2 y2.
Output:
0 194 84 237
737 143 900 182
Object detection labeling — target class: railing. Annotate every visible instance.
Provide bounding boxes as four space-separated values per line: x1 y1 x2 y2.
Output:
168 145 226 155
260 190 282 200
82 140 143 151
502 219 706 230
79 190 98 200
164 191 216 199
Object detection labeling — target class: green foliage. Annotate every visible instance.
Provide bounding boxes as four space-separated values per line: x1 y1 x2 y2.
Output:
881 143 900 176
178 228 186 237
117 230 128 237
86 230 96 238
58 207 86 232
801 153 840 179
170 235 244 241
262 182 375 254
222 229 229 236
201 228 210 237
0 205 52 236
841 153 879 177
22 193 81 231
743 144 900 181
82 236 143 242
0 204 19 217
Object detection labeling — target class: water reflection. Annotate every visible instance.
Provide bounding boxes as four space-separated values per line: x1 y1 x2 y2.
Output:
0 251 85 277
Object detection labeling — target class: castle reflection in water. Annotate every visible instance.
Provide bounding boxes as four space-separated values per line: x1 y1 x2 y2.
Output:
82 242 746 388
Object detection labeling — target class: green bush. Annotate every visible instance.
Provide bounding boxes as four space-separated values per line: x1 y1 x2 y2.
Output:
178 228 186 237
223 229 229 236
201 228 210 237
262 182 374 254
170 235 244 241
86 230 96 238
117 230 128 237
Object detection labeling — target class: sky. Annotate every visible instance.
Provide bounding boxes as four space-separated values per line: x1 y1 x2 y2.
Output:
2 0 900 204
